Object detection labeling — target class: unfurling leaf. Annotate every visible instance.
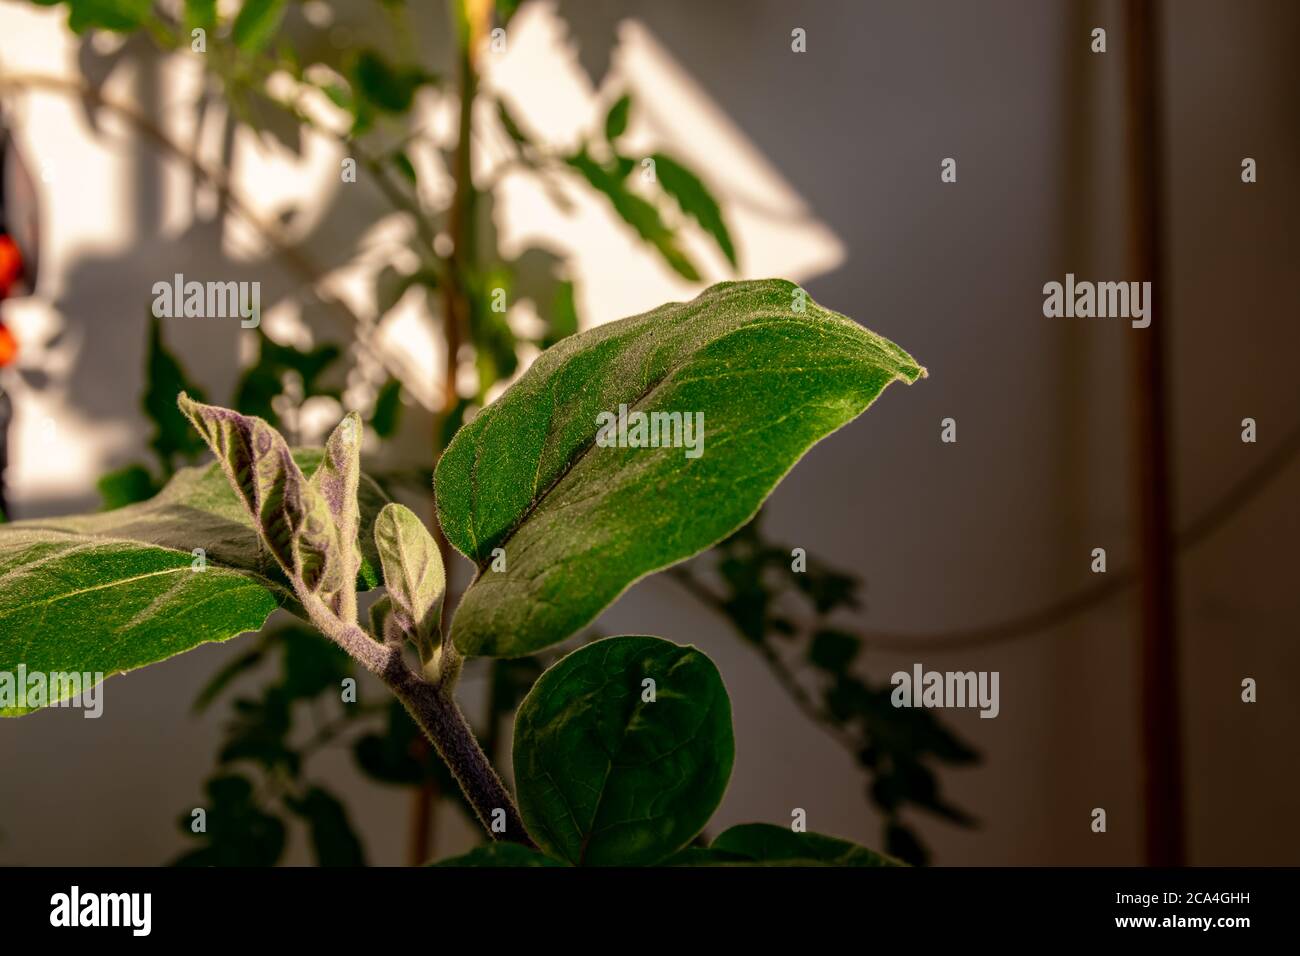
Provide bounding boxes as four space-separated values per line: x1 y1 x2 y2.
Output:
436 279 924 657
310 414 363 621
512 636 734 866
372 503 445 676
178 395 350 616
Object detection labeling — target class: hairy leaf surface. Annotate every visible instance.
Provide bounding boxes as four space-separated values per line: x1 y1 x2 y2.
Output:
436 279 923 657
512 636 734 866
0 450 387 715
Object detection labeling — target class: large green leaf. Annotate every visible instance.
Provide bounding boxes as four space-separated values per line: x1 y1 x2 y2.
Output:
0 450 388 716
436 279 923 657
512 636 734 866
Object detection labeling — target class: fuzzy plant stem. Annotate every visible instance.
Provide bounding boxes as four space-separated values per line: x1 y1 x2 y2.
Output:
302 594 535 848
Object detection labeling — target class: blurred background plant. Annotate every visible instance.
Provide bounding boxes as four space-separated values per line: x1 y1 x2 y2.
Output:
7 0 976 865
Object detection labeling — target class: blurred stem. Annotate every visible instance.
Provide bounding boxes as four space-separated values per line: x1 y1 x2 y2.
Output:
408 0 493 862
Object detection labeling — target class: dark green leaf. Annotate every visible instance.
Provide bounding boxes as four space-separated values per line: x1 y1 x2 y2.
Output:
808 629 861 672
370 378 403 438
55 0 152 33
604 93 631 142
144 316 209 469
651 152 737 268
512 636 734 866
436 280 924 657
287 786 366 866
351 50 433 114
173 774 286 867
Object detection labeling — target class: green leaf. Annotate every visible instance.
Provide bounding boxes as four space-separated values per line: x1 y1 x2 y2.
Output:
0 531 282 717
512 636 734 866
144 316 209 469
652 152 737 268
232 332 341 431
0 449 388 715
351 50 433 114
231 0 287 54
436 279 923 657
566 149 699 281
432 843 564 867
370 378 404 438
541 279 579 349
97 463 161 510
604 93 632 142
184 0 217 31
372 503 444 652
51 0 152 33
708 823 903 866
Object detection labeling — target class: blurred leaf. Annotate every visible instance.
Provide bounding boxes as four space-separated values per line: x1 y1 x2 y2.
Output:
541 279 578 348
886 821 927 867
496 99 531 148
370 379 403 438
173 774 286 867
651 152 737 268
144 315 208 471
286 786 366 866
281 627 353 700
391 150 418 184
566 149 700 281
808 629 861 672
233 332 341 430
604 93 631 142
495 0 524 25
193 642 269 714
351 50 435 114
46 0 152 34
219 687 297 773
96 463 160 511
231 0 287 54
184 0 217 31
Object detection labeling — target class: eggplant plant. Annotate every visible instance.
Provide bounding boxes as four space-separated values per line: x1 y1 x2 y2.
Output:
0 279 923 866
